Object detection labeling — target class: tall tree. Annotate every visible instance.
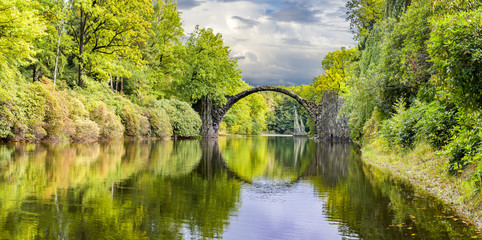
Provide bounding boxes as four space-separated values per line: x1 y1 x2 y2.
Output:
52 0 71 85
0 0 46 66
176 26 243 105
67 0 153 87
313 47 358 97
135 0 185 99
28 0 71 82
346 0 384 42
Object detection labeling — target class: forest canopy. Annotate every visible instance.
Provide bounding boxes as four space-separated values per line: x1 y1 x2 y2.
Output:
332 0 482 191
0 0 277 140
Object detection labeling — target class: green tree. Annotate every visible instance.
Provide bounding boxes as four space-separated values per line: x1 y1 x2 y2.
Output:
266 96 306 134
313 47 358 97
0 0 46 66
67 0 153 87
25 0 73 83
346 0 384 42
176 26 243 105
428 9 482 110
141 0 185 99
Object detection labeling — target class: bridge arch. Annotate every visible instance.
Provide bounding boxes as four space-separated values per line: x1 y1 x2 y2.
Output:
193 86 321 138
224 86 320 128
192 86 350 141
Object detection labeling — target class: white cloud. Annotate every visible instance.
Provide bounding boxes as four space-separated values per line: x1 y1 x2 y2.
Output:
177 0 355 86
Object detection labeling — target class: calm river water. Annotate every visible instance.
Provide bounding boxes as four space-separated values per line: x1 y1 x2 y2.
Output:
0 136 480 239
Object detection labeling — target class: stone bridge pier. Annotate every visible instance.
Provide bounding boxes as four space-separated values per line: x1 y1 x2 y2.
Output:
192 86 350 142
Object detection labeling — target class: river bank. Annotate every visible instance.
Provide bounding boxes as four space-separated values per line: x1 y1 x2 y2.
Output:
361 140 482 231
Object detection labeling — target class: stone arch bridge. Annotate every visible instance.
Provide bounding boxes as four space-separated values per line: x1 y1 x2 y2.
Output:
192 86 350 142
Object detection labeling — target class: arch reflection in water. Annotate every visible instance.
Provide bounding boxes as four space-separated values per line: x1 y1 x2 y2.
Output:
219 136 315 182
0 138 480 240
218 137 481 240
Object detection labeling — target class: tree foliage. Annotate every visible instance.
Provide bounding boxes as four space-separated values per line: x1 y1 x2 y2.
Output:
68 0 153 86
177 26 243 105
346 0 384 42
428 9 482 110
138 0 185 99
341 0 482 187
313 47 358 97
0 0 46 65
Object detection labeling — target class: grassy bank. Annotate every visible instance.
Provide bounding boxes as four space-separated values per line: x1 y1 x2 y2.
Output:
362 139 482 230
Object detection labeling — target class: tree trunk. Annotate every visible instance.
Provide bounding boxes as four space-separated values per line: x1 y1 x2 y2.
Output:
53 38 61 85
109 74 113 89
120 77 123 93
193 97 219 138
53 2 66 85
115 77 119 91
33 66 38 82
77 7 86 87
78 57 84 87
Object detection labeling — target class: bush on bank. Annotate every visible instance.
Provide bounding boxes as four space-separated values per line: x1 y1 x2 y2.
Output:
158 99 201 137
0 64 201 142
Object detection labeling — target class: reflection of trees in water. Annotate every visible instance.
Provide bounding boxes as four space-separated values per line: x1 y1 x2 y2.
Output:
0 140 242 240
1 140 479 239
220 136 315 181
148 140 201 177
310 147 481 240
303 143 351 187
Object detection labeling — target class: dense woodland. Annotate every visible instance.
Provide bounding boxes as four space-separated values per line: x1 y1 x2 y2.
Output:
335 0 482 194
0 0 481 190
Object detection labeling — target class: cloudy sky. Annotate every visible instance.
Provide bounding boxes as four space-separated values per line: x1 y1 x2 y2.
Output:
175 0 355 86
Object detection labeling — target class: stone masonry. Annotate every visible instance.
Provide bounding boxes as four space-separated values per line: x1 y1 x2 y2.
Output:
193 86 350 142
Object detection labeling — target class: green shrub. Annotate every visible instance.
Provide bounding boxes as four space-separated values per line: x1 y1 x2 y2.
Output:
89 102 124 139
72 119 100 141
252 122 264 135
443 111 481 174
120 104 140 137
139 113 151 137
66 92 89 121
11 80 74 141
4 82 44 141
362 108 382 143
29 121 47 140
428 9 482 110
21 84 48 141
470 161 482 193
46 86 75 141
380 99 457 150
146 108 172 138
0 65 199 141
380 99 422 148
160 99 201 137
0 101 14 139
415 101 456 149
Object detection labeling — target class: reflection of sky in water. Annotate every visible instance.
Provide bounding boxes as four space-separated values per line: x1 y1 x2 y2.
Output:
223 182 359 240
1 139 480 239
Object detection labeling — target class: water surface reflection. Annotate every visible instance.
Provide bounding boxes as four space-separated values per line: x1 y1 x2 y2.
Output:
0 137 479 239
